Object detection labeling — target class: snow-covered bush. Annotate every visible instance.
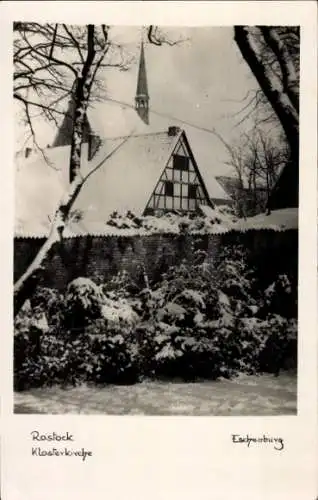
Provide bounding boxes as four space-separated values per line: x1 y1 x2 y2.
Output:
101 296 139 326
62 277 106 332
107 211 143 229
14 331 73 390
263 274 297 318
15 287 63 336
103 270 142 298
105 209 233 235
258 315 297 374
31 287 64 317
14 300 34 336
136 322 232 381
216 245 257 306
14 320 139 390
77 321 139 384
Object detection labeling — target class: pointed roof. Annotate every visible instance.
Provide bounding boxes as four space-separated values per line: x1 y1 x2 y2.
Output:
136 41 149 99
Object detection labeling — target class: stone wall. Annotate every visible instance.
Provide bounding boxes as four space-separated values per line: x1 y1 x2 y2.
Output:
14 229 298 290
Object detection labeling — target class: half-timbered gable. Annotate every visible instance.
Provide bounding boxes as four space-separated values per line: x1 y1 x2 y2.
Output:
145 128 211 214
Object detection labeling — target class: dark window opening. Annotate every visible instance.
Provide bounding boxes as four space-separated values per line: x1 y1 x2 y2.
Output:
165 180 174 197
188 184 197 199
173 154 189 171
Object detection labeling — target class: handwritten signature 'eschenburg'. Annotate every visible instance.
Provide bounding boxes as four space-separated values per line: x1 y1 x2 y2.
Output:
232 434 284 451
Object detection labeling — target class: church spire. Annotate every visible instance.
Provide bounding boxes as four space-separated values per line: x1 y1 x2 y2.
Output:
135 40 149 125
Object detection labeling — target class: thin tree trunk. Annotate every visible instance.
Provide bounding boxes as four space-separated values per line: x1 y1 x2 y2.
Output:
14 175 84 316
14 26 96 317
266 168 271 215
14 132 131 317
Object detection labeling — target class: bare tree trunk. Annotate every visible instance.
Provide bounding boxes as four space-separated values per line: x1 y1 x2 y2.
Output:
234 26 299 211
234 27 299 153
266 168 271 215
260 26 299 112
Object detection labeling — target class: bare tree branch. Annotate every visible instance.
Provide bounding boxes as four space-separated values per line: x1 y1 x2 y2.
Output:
14 23 133 151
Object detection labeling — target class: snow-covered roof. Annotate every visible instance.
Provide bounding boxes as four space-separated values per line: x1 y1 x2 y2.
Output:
15 130 182 237
205 177 232 202
89 101 233 202
231 208 298 232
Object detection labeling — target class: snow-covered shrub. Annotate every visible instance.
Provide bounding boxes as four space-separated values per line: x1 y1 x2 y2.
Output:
31 287 62 314
107 211 143 229
14 319 139 390
263 274 297 318
103 270 142 298
14 300 34 336
14 331 73 390
258 315 297 374
105 210 233 234
231 317 268 373
62 277 106 332
137 320 236 381
74 320 139 384
217 246 255 297
15 287 63 336
145 253 220 324
144 243 256 330
31 287 64 328
101 296 139 326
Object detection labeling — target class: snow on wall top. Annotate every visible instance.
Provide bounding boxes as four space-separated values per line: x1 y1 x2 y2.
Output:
15 207 298 240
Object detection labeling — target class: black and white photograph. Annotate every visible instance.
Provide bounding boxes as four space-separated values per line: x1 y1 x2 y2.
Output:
13 23 299 416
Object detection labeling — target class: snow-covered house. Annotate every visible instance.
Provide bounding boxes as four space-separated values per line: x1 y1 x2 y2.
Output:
16 126 217 237
15 42 233 237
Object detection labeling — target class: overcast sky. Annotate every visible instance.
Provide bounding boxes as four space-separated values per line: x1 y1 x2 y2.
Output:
16 26 261 180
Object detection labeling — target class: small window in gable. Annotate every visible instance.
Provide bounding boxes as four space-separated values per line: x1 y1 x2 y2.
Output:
188 183 197 199
173 154 189 171
165 180 174 197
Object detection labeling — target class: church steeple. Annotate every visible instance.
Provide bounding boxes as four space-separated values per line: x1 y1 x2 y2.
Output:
135 40 149 125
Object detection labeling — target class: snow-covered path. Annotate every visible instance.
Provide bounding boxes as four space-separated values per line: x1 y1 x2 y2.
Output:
14 373 296 415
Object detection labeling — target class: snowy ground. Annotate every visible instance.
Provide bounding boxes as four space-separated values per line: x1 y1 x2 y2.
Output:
14 372 296 415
